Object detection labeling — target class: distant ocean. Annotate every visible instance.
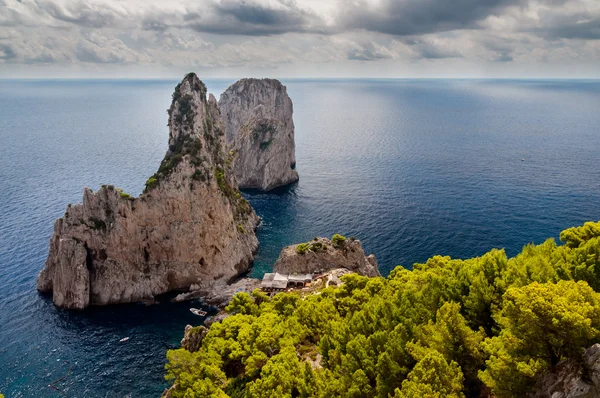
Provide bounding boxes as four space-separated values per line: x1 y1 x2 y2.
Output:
1 78 599 396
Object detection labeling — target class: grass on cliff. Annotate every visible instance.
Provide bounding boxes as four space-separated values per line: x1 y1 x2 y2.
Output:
165 221 600 398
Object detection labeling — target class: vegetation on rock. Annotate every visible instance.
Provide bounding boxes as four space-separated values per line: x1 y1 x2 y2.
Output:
252 122 276 141
119 190 134 200
296 243 310 255
165 221 600 398
259 139 273 150
331 233 346 248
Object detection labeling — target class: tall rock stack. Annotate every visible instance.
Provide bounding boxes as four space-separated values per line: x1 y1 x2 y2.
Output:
37 73 260 309
219 78 299 191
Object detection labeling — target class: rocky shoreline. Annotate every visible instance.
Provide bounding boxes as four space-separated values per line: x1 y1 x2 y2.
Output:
167 235 379 307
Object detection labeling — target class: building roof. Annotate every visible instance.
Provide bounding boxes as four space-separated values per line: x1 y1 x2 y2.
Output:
261 273 275 288
261 272 314 289
288 274 313 283
272 273 288 289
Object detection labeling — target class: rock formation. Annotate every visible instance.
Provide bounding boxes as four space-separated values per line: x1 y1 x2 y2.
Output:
273 236 380 277
219 78 299 191
529 344 600 398
180 325 208 353
37 73 260 309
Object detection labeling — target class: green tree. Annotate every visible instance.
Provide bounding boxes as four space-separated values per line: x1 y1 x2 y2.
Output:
412 302 485 395
480 280 600 397
164 221 600 398
226 292 259 315
394 350 465 398
560 221 600 248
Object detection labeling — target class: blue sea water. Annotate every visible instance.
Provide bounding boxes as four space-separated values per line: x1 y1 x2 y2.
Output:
1 78 600 396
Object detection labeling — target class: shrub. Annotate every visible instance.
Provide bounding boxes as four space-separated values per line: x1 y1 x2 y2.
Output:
296 243 310 255
174 94 194 124
171 82 182 102
119 191 131 199
237 224 246 234
332 233 347 248
310 242 324 252
145 177 159 192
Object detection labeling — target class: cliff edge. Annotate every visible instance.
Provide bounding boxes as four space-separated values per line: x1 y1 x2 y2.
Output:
37 73 260 309
219 78 299 191
273 235 380 277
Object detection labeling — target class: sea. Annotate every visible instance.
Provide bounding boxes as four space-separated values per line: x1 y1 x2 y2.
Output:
1 78 599 397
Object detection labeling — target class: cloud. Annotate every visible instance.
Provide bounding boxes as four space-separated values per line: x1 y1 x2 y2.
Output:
37 0 126 29
403 38 464 59
338 0 525 36
138 0 327 36
346 41 395 61
75 34 141 64
0 0 599 75
0 43 17 60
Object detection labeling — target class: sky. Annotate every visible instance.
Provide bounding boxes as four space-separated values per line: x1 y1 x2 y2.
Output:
1 0 599 78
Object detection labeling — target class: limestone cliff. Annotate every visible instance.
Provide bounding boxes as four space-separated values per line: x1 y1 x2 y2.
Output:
273 236 380 277
529 344 600 398
219 78 299 191
37 73 260 309
180 325 208 353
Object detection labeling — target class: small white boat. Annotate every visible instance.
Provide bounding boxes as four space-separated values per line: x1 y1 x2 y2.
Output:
190 308 207 316
119 337 130 343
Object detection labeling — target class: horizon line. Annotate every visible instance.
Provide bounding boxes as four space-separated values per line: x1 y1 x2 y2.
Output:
2 76 600 81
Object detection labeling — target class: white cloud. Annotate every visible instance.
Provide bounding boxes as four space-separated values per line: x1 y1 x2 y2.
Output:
0 0 598 77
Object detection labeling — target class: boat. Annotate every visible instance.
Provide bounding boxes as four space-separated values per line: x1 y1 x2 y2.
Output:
190 308 207 316
119 337 130 343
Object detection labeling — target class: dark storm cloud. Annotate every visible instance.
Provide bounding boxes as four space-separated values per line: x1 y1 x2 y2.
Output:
339 0 525 36
139 0 326 36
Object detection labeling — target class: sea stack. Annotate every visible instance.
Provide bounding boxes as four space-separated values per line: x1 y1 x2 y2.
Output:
37 73 260 309
273 236 380 277
219 78 299 191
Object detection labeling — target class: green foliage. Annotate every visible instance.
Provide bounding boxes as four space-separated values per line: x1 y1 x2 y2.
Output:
119 190 134 200
331 233 346 248
479 280 600 397
237 224 246 234
560 221 600 248
145 135 206 193
174 94 195 124
394 349 465 398
165 221 600 398
259 139 273 150
296 243 310 255
172 83 182 102
145 177 159 191
310 242 325 252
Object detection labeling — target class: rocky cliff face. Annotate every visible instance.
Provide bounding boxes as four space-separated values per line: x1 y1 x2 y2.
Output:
219 78 299 191
180 325 208 353
273 236 380 277
529 344 600 398
37 73 260 309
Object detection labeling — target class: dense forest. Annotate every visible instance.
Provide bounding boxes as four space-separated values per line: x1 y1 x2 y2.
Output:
165 221 600 398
